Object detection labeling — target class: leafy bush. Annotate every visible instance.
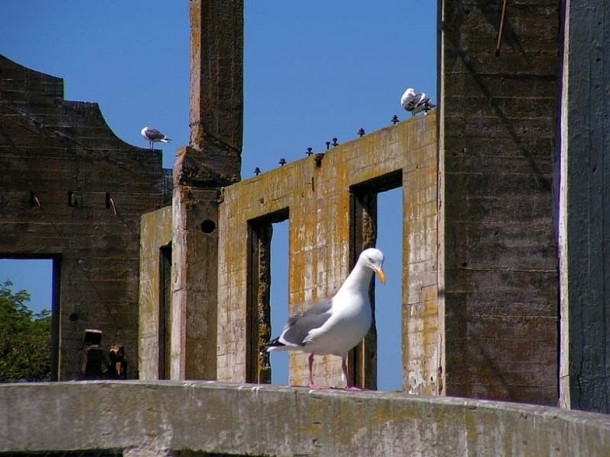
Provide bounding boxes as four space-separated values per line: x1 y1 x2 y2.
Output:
0 280 52 382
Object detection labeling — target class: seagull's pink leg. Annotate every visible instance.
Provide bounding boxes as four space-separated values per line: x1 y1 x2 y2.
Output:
307 353 325 390
342 356 364 391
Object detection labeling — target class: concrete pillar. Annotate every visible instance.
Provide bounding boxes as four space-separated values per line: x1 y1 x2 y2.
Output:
559 0 610 413
170 182 220 380
170 0 244 379
189 0 243 184
439 0 560 404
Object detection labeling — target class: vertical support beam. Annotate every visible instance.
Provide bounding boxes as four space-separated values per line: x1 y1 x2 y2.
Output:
189 0 243 183
559 0 610 413
350 188 378 390
170 0 244 380
171 185 220 380
246 222 273 384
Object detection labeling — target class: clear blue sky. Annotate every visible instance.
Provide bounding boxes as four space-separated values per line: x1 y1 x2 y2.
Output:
0 1 437 390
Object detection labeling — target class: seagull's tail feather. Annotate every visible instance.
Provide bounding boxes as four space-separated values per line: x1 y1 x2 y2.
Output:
160 137 171 143
263 337 288 352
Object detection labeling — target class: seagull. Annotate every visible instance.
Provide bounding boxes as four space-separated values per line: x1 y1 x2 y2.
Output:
141 126 171 150
400 88 436 116
265 248 386 390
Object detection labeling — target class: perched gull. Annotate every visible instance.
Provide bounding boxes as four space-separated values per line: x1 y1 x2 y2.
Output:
265 248 386 390
141 126 171 150
400 88 436 116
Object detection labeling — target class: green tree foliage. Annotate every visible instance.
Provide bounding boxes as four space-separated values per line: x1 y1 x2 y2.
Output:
0 280 52 382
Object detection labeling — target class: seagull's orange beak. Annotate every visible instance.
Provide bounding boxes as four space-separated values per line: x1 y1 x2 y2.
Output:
376 268 386 285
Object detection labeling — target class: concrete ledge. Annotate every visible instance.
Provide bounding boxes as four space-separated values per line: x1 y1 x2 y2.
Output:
1 381 609 456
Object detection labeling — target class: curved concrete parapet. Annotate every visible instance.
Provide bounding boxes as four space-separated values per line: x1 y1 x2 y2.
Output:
1 381 609 456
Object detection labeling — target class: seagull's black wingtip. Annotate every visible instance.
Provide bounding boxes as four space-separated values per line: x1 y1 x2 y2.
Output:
262 337 285 351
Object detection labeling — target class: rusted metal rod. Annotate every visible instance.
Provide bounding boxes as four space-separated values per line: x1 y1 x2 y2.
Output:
496 0 509 55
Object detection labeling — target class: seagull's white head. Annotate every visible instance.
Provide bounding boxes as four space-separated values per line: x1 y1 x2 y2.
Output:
359 248 386 284
400 88 416 106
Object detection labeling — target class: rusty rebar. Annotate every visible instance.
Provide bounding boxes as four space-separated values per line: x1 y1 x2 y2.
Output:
496 0 509 56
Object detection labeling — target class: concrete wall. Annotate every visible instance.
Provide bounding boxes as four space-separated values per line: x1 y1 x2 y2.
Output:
0 55 167 380
216 114 439 391
1 382 609 456
439 0 561 404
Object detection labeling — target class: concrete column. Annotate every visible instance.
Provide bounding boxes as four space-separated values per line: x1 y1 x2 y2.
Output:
559 0 610 413
189 0 243 184
170 0 244 379
439 0 560 404
171 181 220 380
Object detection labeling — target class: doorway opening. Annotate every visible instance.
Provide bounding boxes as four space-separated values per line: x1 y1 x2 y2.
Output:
158 244 172 380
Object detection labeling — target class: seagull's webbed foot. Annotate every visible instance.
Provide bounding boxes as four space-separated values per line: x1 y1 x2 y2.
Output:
344 385 365 392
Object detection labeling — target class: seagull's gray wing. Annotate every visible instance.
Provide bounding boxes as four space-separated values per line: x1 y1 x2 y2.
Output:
145 128 164 141
281 299 333 346
403 95 420 111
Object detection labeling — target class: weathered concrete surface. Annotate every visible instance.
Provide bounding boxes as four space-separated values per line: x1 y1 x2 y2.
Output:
139 206 173 380
0 54 166 380
217 114 439 391
1 382 609 456
170 183 220 381
558 0 610 414
439 1 560 404
188 0 243 184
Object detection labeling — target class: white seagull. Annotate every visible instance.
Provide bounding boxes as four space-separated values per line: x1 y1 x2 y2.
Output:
265 248 386 390
400 88 436 116
141 126 171 150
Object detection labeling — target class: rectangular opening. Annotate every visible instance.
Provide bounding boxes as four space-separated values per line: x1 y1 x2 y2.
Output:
270 219 289 385
246 208 289 384
349 187 378 389
349 170 402 390
376 186 404 391
0 256 61 382
158 244 172 380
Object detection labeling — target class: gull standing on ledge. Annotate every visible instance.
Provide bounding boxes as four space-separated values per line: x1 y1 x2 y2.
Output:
400 88 436 116
141 126 171 151
265 248 385 391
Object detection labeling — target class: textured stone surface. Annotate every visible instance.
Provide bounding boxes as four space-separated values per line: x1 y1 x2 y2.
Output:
0 55 166 380
1 382 609 456
439 0 561 404
188 0 243 184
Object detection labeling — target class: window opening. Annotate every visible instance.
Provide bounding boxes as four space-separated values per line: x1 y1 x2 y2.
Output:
270 219 289 385
349 170 402 390
246 208 289 384
0 257 60 381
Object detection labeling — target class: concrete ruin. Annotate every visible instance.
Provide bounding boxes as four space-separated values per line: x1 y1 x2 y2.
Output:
0 53 168 380
1 0 610 454
138 0 562 406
